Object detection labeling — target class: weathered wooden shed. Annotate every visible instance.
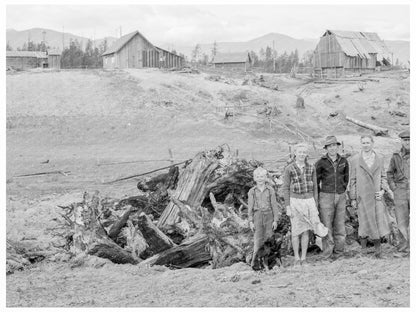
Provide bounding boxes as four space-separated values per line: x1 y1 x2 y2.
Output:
313 30 391 78
102 30 184 69
47 49 61 69
212 52 252 71
6 51 48 70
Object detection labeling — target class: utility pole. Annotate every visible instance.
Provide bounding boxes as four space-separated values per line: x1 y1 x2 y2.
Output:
273 40 276 72
42 30 46 52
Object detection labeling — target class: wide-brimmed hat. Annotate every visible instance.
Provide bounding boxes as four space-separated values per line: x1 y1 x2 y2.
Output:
399 130 410 139
323 135 341 149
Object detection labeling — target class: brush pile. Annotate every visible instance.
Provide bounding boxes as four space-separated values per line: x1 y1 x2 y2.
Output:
50 146 291 269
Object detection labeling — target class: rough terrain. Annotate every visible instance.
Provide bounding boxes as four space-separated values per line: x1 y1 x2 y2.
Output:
6 67 410 307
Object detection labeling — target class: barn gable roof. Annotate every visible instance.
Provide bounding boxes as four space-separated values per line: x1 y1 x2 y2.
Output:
323 30 391 61
6 51 47 58
213 52 251 64
102 30 153 56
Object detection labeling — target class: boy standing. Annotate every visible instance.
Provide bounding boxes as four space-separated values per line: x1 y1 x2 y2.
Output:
248 167 280 268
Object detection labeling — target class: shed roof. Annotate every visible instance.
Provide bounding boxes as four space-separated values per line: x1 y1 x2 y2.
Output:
213 52 251 64
324 30 391 62
102 30 153 56
6 51 47 58
47 49 61 56
154 46 183 58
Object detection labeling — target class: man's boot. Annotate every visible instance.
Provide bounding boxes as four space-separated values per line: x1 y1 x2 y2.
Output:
374 239 384 259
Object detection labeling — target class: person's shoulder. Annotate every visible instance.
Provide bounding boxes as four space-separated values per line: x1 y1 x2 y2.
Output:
349 153 360 162
374 151 385 161
285 162 295 171
339 155 349 163
248 186 256 194
265 184 276 192
315 156 327 166
391 151 401 158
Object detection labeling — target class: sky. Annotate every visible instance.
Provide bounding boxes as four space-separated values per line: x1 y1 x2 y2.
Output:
6 4 410 47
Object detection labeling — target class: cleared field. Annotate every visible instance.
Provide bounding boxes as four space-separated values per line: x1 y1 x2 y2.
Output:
6 68 410 307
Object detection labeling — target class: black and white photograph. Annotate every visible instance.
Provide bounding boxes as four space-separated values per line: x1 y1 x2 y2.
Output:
3 0 413 308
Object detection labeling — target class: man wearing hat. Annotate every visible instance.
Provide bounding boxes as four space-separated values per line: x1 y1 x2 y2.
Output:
315 136 350 260
387 130 410 255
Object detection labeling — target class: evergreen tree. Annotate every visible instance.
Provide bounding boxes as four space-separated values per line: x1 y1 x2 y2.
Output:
249 50 259 66
99 39 108 55
61 39 84 68
191 44 201 63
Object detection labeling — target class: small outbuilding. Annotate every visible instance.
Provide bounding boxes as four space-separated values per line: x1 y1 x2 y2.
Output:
47 49 61 69
6 51 48 70
313 30 391 78
212 52 252 71
102 30 184 69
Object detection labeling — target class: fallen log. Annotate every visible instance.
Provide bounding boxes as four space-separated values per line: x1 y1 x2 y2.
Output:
345 115 389 136
14 170 71 178
136 212 176 259
108 206 133 240
88 241 138 264
153 234 211 268
72 191 138 264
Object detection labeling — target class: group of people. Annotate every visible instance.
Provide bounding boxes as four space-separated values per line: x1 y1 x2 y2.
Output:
247 130 410 268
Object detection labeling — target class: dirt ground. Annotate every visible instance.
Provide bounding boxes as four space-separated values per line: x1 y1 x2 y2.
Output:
6 68 410 307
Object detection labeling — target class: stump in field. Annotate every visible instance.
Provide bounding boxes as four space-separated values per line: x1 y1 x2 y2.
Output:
158 146 259 230
296 95 305 109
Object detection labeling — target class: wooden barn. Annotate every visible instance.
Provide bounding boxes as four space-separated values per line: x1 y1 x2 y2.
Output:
47 49 61 69
212 52 252 71
102 30 184 69
6 51 48 70
313 30 391 78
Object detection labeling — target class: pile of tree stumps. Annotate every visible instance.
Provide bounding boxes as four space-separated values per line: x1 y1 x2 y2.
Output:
50 146 293 269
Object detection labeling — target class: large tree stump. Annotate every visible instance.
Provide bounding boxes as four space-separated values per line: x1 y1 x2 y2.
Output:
158 147 258 229
157 149 224 228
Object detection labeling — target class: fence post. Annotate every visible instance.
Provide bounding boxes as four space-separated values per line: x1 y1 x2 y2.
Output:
168 148 174 165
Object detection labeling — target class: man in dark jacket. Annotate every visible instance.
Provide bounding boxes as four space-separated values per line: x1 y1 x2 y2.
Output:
316 136 349 259
387 130 410 254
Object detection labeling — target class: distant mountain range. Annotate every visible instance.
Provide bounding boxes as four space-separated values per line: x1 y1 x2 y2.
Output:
6 28 409 65
6 28 117 51
172 33 317 59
